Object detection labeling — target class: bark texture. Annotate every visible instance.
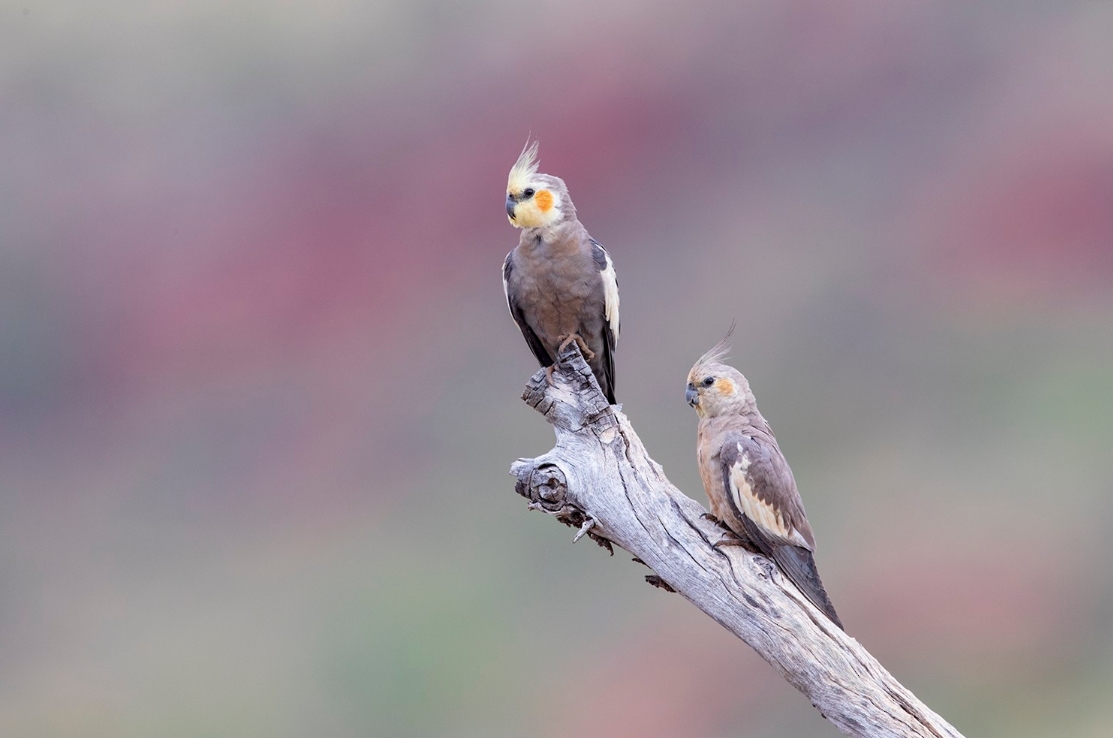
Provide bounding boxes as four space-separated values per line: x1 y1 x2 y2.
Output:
510 344 964 738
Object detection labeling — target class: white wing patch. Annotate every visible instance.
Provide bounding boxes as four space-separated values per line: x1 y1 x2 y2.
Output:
599 248 620 343
728 442 809 547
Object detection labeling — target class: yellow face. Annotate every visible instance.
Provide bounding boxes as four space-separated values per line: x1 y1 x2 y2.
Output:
506 185 561 228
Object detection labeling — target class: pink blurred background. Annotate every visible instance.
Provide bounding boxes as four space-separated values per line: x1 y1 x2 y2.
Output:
3 2 1113 736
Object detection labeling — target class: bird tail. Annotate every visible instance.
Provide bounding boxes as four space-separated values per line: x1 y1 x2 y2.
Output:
771 545 843 630
598 372 616 405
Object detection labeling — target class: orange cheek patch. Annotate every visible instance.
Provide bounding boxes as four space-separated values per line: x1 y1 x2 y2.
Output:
535 189 553 212
715 378 735 395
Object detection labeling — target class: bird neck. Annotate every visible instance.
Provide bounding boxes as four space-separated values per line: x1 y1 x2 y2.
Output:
520 220 584 254
699 409 766 434
697 414 737 435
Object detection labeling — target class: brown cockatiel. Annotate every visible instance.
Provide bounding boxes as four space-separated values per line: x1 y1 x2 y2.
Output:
686 339 843 629
502 141 619 404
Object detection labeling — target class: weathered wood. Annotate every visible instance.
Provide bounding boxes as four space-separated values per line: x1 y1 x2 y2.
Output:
510 344 964 738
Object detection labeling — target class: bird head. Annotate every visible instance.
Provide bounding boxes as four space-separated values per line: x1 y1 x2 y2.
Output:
506 140 573 229
686 331 755 419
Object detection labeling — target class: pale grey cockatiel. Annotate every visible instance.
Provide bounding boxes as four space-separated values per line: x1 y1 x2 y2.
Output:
502 141 619 404
686 338 843 629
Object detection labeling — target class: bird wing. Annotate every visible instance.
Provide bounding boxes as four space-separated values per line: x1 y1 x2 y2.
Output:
503 251 553 367
720 432 813 550
720 432 842 628
590 238 619 399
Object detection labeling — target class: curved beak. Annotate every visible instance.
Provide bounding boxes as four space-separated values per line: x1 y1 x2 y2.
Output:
505 194 517 220
685 386 699 407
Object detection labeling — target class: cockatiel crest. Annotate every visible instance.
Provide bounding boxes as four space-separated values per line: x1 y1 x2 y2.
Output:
507 139 539 191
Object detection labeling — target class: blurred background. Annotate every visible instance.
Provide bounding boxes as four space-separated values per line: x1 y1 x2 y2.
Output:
3 1 1113 736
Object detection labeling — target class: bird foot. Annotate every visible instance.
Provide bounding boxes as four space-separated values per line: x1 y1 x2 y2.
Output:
711 533 747 550
557 333 595 362
544 365 557 385
711 528 762 554
700 512 721 524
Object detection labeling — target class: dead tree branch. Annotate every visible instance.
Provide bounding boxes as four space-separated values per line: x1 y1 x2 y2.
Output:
510 344 964 738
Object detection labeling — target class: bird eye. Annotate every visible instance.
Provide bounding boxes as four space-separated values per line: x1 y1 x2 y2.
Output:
703 376 715 387
523 188 535 198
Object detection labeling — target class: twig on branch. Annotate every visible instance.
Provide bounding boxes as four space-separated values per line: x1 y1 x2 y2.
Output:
509 344 964 738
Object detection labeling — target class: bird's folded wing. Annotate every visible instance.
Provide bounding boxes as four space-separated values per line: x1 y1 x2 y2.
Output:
720 433 842 628
590 239 620 346
720 433 813 551
590 239 619 398
503 251 553 366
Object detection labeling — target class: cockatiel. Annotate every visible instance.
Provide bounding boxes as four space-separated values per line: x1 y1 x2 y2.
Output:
502 141 619 404
686 339 843 629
